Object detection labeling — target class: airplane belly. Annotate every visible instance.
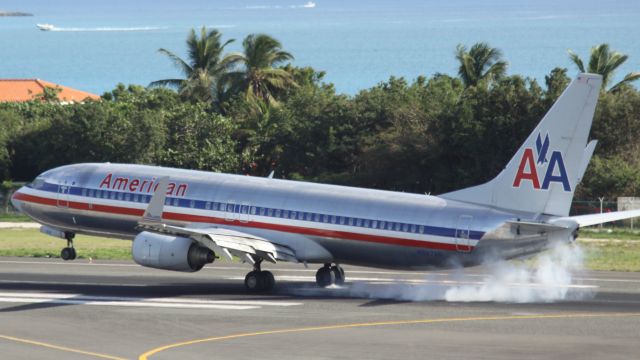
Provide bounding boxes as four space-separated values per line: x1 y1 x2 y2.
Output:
22 202 139 239
473 235 551 261
309 235 479 270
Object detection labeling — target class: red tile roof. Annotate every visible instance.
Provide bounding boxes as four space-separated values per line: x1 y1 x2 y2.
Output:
0 79 100 102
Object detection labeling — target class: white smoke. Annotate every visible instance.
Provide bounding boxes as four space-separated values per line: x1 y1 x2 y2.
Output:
347 243 595 303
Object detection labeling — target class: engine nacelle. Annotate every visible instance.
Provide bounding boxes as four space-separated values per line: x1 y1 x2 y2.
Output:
132 231 214 272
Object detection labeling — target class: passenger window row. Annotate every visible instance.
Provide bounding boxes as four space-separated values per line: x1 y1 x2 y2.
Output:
80 187 151 204
73 186 430 235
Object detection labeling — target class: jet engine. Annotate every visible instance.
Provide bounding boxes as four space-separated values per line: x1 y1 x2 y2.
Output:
132 231 214 272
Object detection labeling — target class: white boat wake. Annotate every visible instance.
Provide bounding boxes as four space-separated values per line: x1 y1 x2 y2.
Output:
49 26 167 32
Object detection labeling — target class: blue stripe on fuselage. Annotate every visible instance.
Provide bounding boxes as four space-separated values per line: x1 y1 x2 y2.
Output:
27 181 486 240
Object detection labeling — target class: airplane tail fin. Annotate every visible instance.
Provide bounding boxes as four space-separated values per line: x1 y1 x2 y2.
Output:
442 73 602 217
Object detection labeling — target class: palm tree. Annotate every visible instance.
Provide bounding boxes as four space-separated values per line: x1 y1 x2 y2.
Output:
455 42 508 87
568 44 640 92
149 27 241 102
222 34 297 106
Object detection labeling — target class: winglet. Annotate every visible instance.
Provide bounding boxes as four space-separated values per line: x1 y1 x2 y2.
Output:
142 176 170 222
575 140 597 185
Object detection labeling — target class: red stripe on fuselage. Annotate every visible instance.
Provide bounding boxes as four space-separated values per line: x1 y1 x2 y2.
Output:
12 191 472 252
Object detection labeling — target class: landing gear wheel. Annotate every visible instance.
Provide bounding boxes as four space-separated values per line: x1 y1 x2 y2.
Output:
244 270 263 291
261 271 275 292
60 247 76 261
61 233 76 261
315 264 335 288
244 270 276 292
331 265 345 286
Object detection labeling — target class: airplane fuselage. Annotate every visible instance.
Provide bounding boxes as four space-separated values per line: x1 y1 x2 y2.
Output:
12 163 548 270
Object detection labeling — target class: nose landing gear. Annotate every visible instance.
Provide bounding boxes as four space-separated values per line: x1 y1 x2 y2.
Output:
60 233 76 261
315 263 345 287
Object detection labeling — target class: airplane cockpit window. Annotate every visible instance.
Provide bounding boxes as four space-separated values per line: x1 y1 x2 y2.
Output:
30 177 46 189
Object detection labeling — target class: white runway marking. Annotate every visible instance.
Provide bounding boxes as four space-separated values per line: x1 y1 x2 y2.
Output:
0 291 302 310
0 223 40 229
0 279 149 287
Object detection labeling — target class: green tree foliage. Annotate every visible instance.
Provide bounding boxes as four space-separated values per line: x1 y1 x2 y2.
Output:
158 102 241 172
2 41 640 205
222 34 297 108
1 86 240 182
0 109 22 179
34 86 63 102
149 27 241 103
543 67 570 104
568 44 640 92
455 42 508 87
578 156 640 199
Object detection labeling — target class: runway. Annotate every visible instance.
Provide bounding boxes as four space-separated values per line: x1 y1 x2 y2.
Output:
1 257 639 360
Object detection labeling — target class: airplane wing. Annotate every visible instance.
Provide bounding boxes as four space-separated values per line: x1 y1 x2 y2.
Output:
138 177 297 265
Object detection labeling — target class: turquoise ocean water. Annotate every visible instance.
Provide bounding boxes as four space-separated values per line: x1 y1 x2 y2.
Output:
0 0 638 95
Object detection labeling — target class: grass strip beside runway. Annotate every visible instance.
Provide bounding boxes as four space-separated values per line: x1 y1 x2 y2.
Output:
0 228 130 260
0 228 639 271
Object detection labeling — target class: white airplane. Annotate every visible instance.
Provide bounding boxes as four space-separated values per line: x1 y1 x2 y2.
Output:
11 73 640 291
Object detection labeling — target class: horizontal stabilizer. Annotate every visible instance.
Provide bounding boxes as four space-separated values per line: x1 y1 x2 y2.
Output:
551 209 640 228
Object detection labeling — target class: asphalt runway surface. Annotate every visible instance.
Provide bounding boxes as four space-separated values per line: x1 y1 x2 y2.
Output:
0 257 639 360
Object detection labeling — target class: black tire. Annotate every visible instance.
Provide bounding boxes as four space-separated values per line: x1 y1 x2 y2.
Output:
69 247 77 260
261 271 275 292
315 267 335 288
60 247 72 261
331 265 345 286
244 270 263 291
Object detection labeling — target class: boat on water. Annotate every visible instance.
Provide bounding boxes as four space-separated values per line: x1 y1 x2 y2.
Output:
36 23 54 31
303 1 316 8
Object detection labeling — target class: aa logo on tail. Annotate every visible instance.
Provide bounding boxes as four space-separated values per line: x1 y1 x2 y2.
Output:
512 133 571 191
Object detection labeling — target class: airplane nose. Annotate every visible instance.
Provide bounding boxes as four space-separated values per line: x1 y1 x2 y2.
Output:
10 189 23 213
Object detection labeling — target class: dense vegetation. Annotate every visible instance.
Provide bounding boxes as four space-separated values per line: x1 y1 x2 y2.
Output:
1 29 639 203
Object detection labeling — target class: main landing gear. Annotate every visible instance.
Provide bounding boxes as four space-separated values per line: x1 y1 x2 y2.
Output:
315 263 345 288
243 261 346 291
60 233 77 261
244 259 275 292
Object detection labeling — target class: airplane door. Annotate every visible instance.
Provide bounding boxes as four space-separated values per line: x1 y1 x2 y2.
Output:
239 202 251 223
455 215 473 252
225 200 237 222
57 179 70 208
